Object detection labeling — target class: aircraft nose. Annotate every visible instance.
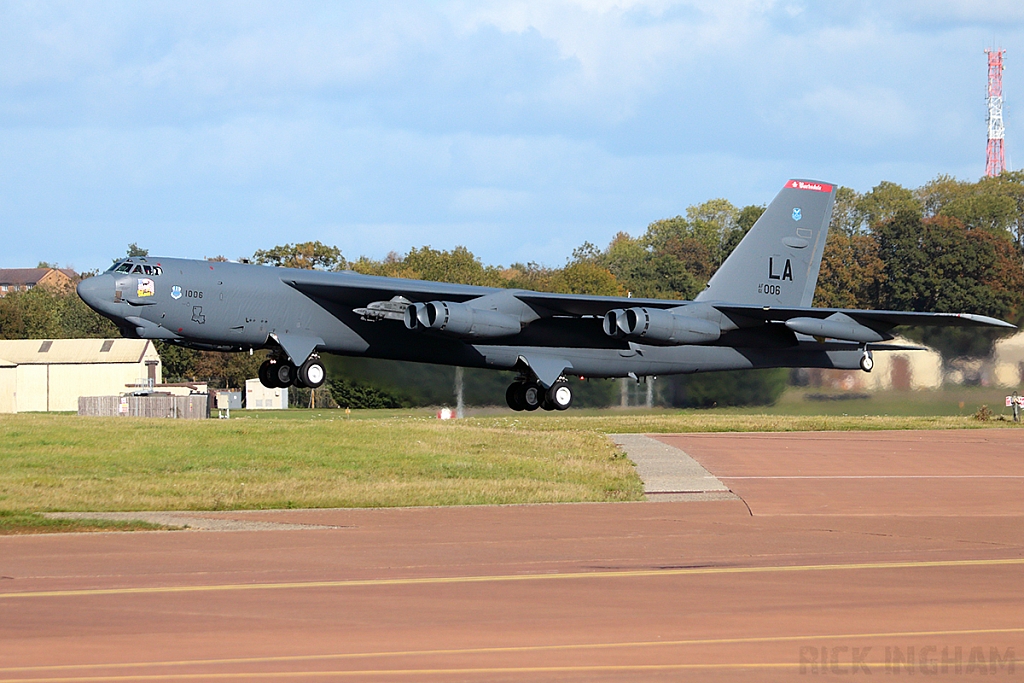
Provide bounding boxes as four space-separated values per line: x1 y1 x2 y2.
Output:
77 274 118 314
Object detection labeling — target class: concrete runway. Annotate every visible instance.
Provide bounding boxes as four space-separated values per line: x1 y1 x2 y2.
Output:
1 429 1022 681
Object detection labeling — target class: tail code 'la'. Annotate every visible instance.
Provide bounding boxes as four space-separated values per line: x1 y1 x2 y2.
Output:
695 179 835 308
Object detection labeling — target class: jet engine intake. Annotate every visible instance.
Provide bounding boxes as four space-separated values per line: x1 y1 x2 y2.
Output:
403 301 521 338
603 307 721 345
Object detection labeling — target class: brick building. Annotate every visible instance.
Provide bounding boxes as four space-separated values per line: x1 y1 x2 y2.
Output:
0 268 78 297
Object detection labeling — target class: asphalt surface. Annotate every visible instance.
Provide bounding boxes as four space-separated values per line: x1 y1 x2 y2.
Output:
1 429 1022 681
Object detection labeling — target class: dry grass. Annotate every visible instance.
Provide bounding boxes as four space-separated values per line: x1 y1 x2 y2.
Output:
0 414 642 514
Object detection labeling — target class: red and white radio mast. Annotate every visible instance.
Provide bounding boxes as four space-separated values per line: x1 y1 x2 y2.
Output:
985 48 1006 177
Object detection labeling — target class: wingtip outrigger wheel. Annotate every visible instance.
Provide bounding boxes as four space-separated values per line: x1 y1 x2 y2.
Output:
860 347 874 373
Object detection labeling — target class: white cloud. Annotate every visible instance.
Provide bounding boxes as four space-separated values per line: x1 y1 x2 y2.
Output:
1 1 1023 270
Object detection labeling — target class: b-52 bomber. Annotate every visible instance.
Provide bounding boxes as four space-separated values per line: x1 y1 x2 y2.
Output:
78 179 1015 411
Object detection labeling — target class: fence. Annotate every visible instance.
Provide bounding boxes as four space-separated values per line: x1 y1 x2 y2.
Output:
78 395 209 419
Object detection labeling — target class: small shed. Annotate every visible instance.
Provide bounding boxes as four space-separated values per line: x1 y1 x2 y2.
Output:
0 339 162 413
245 378 288 409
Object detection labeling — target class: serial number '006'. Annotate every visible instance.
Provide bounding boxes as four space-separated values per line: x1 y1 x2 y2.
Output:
184 290 204 298
758 283 782 296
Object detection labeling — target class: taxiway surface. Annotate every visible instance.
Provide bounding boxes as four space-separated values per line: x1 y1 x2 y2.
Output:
1 429 1022 681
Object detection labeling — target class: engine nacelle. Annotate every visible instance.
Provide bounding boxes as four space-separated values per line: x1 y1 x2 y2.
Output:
404 301 521 338
784 315 886 343
604 307 721 345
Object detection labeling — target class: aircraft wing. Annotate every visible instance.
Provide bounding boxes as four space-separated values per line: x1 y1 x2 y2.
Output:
512 292 683 316
711 305 1016 331
285 274 691 316
285 274 1015 332
512 293 1016 332
283 272 495 305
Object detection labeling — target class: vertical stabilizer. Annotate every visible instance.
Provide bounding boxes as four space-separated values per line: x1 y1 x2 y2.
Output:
695 179 835 307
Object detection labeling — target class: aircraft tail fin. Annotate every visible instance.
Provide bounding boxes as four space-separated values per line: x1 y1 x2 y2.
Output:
695 179 835 307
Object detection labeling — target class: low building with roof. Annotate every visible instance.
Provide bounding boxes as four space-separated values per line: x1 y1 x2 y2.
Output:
988 331 1024 388
0 339 161 413
0 268 78 297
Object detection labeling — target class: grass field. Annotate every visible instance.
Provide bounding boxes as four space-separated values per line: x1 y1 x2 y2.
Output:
0 413 644 518
2 387 1022 534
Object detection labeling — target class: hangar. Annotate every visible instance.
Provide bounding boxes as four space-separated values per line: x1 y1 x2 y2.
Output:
0 339 161 413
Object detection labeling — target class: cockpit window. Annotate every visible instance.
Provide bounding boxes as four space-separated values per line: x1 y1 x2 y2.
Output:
108 260 161 275
105 261 122 272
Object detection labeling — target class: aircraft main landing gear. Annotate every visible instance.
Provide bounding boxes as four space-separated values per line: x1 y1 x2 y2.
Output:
505 378 572 411
259 355 327 389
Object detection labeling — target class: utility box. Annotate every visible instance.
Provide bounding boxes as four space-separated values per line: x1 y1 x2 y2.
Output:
245 378 288 409
215 390 242 410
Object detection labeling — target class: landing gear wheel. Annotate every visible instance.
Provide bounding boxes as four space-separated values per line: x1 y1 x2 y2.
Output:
518 382 542 411
298 358 327 388
258 360 276 389
274 362 296 387
860 351 874 373
547 381 573 411
506 382 525 411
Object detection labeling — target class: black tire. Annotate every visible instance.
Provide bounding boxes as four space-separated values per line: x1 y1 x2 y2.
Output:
519 382 542 411
506 382 525 411
298 358 327 388
547 381 573 411
274 362 295 387
258 360 275 389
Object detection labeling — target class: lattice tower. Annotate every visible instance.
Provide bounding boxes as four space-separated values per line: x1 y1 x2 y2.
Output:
986 48 1006 177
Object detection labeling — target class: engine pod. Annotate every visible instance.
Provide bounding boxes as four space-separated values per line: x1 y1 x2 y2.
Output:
415 301 522 339
618 307 721 345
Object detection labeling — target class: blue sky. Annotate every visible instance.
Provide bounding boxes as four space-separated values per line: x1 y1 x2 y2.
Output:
2 1 1023 272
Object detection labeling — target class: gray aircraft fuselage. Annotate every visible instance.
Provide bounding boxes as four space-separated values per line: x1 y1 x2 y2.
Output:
78 256 866 380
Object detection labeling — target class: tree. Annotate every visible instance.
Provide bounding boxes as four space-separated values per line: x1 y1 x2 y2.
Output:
328 377 405 409
0 285 118 340
685 198 741 268
401 246 504 286
600 233 700 300
126 243 149 257
737 204 766 233
0 297 26 339
350 246 504 287
547 260 623 296
814 232 884 309
253 241 345 270
829 186 864 236
874 210 1022 358
155 343 203 383
661 369 788 408
917 174 971 218
857 181 922 226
